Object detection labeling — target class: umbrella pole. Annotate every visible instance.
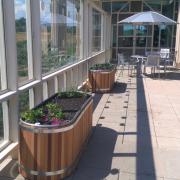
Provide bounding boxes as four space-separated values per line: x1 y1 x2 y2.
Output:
158 25 161 49
151 24 154 52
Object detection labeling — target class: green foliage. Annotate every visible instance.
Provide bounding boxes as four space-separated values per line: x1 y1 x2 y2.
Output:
16 18 26 32
45 103 64 119
17 41 28 77
21 103 64 124
21 108 43 124
58 90 85 98
90 63 114 71
19 91 29 113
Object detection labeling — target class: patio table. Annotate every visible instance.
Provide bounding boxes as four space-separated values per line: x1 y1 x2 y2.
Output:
130 55 147 64
130 55 147 76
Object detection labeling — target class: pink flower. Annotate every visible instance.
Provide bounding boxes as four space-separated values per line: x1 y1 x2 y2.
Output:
50 117 61 125
51 121 60 125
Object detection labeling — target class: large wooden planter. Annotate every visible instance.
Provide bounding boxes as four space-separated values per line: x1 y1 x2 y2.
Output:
89 69 116 93
19 95 93 180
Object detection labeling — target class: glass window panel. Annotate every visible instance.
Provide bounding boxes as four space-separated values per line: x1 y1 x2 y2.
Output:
0 101 9 149
131 1 142 12
146 37 152 47
143 1 161 12
15 0 29 86
112 25 117 47
136 37 146 47
102 2 111 12
135 48 147 55
122 24 133 36
118 37 133 47
173 37 176 48
19 90 30 114
160 25 172 48
136 25 147 36
173 26 176 35
118 48 132 61
112 2 129 12
118 13 132 21
92 9 101 53
153 25 159 47
162 2 174 19
0 103 4 145
175 12 178 21
0 1 7 91
112 48 117 59
40 0 81 74
175 1 179 11
112 14 117 24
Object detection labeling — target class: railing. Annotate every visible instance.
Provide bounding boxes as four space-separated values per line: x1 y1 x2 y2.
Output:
0 48 111 162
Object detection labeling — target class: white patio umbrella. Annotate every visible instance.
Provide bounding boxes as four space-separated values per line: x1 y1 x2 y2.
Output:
118 11 176 25
118 11 176 52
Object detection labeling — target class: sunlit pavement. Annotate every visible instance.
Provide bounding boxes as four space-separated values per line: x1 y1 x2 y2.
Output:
1 69 180 180
67 69 180 180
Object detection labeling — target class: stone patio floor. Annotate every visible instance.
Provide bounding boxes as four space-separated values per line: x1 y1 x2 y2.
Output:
1 69 180 180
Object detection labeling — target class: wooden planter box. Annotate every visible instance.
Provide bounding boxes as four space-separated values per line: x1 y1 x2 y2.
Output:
19 95 93 180
89 69 116 93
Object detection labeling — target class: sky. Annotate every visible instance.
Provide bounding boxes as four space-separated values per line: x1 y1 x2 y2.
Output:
15 0 78 25
15 0 26 19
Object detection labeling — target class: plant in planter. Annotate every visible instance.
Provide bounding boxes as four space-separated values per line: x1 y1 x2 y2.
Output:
89 63 115 71
89 63 116 93
19 90 93 180
21 103 65 126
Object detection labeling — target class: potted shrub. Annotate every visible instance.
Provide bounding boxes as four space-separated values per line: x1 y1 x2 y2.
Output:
89 63 116 93
19 91 93 180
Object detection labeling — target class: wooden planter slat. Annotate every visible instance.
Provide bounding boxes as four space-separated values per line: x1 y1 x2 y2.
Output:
89 69 116 93
19 99 93 180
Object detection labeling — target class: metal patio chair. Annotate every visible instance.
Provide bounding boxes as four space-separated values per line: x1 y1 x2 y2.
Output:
143 55 160 78
117 53 128 75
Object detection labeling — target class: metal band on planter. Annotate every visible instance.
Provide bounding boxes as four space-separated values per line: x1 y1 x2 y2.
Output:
19 164 68 176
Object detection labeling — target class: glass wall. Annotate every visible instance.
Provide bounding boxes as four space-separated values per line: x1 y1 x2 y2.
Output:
40 0 81 74
0 1 7 91
92 8 101 53
15 0 29 86
102 0 178 60
0 0 112 152
0 103 4 146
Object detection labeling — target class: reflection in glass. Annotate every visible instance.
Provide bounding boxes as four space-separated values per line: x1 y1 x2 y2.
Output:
15 0 29 85
118 37 133 47
143 1 161 12
161 25 172 48
153 25 159 47
19 90 30 114
112 25 117 47
136 25 147 36
0 103 4 145
102 2 111 12
118 48 133 61
92 9 101 53
112 14 117 24
131 1 142 12
40 0 81 74
162 1 174 19
123 24 133 36
112 2 129 12
136 37 146 47
0 1 7 91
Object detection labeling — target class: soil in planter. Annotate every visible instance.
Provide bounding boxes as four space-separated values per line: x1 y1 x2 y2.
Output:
63 111 77 120
55 96 88 111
